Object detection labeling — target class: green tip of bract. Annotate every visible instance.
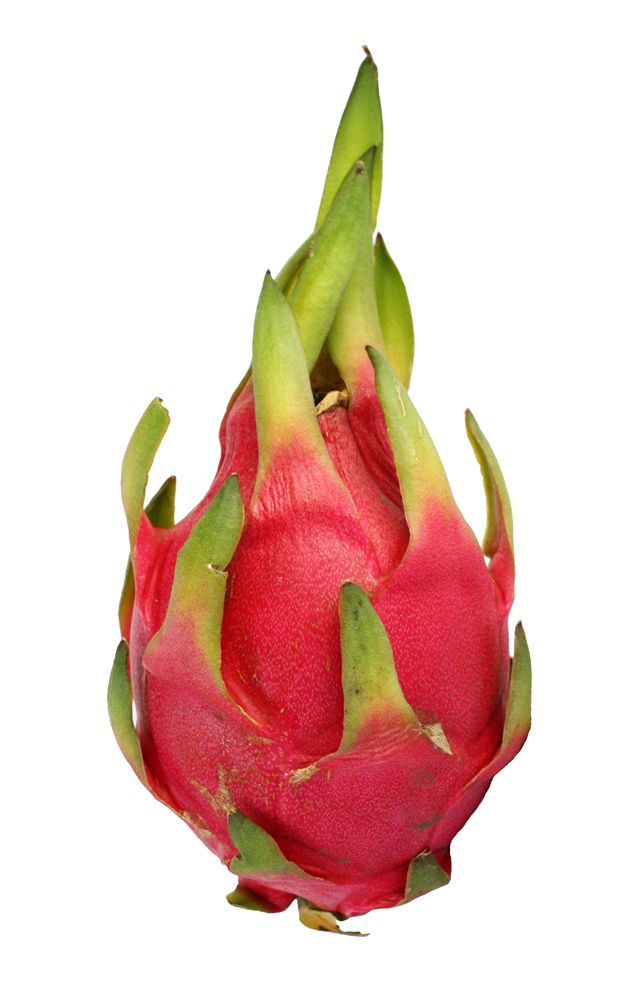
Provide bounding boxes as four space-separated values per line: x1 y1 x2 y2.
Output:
466 621 531 791
177 474 243 574
324 152 385 388
121 398 170 553
465 409 514 559
374 233 414 387
252 274 327 478
227 816 367 933
316 51 383 230
504 622 532 747
338 582 415 749
367 347 453 539
226 885 278 913
107 640 147 785
229 812 306 878
404 851 450 902
152 476 244 694
282 158 372 371
145 475 176 526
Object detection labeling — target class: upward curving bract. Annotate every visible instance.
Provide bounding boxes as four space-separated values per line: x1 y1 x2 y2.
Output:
109 50 530 934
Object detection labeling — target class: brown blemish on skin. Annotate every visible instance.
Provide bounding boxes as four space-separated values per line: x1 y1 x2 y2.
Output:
413 814 444 830
182 811 214 838
289 764 319 785
190 765 236 815
412 768 435 788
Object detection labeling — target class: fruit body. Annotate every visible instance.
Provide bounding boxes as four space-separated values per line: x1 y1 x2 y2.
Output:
109 52 530 932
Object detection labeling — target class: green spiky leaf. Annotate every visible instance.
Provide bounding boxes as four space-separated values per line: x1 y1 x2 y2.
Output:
143 474 177 530
338 583 416 750
152 476 244 694
466 622 531 789
316 49 383 230
374 233 414 387
326 157 385 390
174 475 243 576
229 813 312 879
368 347 453 539
465 409 514 560
404 851 450 902
107 640 147 785
288 160 372 370
229 159 372 407
252 274 329 480
226 885 278 913
503 623 531 747
121 398 170 553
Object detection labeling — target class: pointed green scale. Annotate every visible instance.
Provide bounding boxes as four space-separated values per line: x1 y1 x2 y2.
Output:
374 233 414 388
229 812 316 880
173 474 242 576
107 640 147 785
226 885 278 913
327 236 385 389
465 409 514 562
118 475 177 636
233 159 370 402
316 50 383 230
121 398 170 553
338 583 416 751
143 474 177 529
404 850 450 902
326 152 386 389
154 476 244 693
503 622 532 747
229 54 379 393
252 274 330 482
118 564 135 640
466 622 531 790
368 347 454 541
287 160 372 371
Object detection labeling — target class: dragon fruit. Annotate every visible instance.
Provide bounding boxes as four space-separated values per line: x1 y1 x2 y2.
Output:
109 50 530 933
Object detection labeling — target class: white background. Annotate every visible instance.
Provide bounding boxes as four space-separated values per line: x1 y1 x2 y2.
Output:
2 1 626 997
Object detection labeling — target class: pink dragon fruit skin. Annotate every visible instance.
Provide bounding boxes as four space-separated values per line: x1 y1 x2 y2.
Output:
109 51 530 933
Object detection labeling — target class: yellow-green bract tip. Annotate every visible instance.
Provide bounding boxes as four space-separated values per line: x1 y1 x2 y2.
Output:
146 476 244 695
404 851 450 902
465 408 514 559
503 622 531 747
325 158 385 389
338 582 415 750
316 52 383 230
284 159 372 371
121 398 170 554
252 274 327 477
229 812 312 879
374 233 414 388
367 347 453 540
107 640 147 785
465 622 531 790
